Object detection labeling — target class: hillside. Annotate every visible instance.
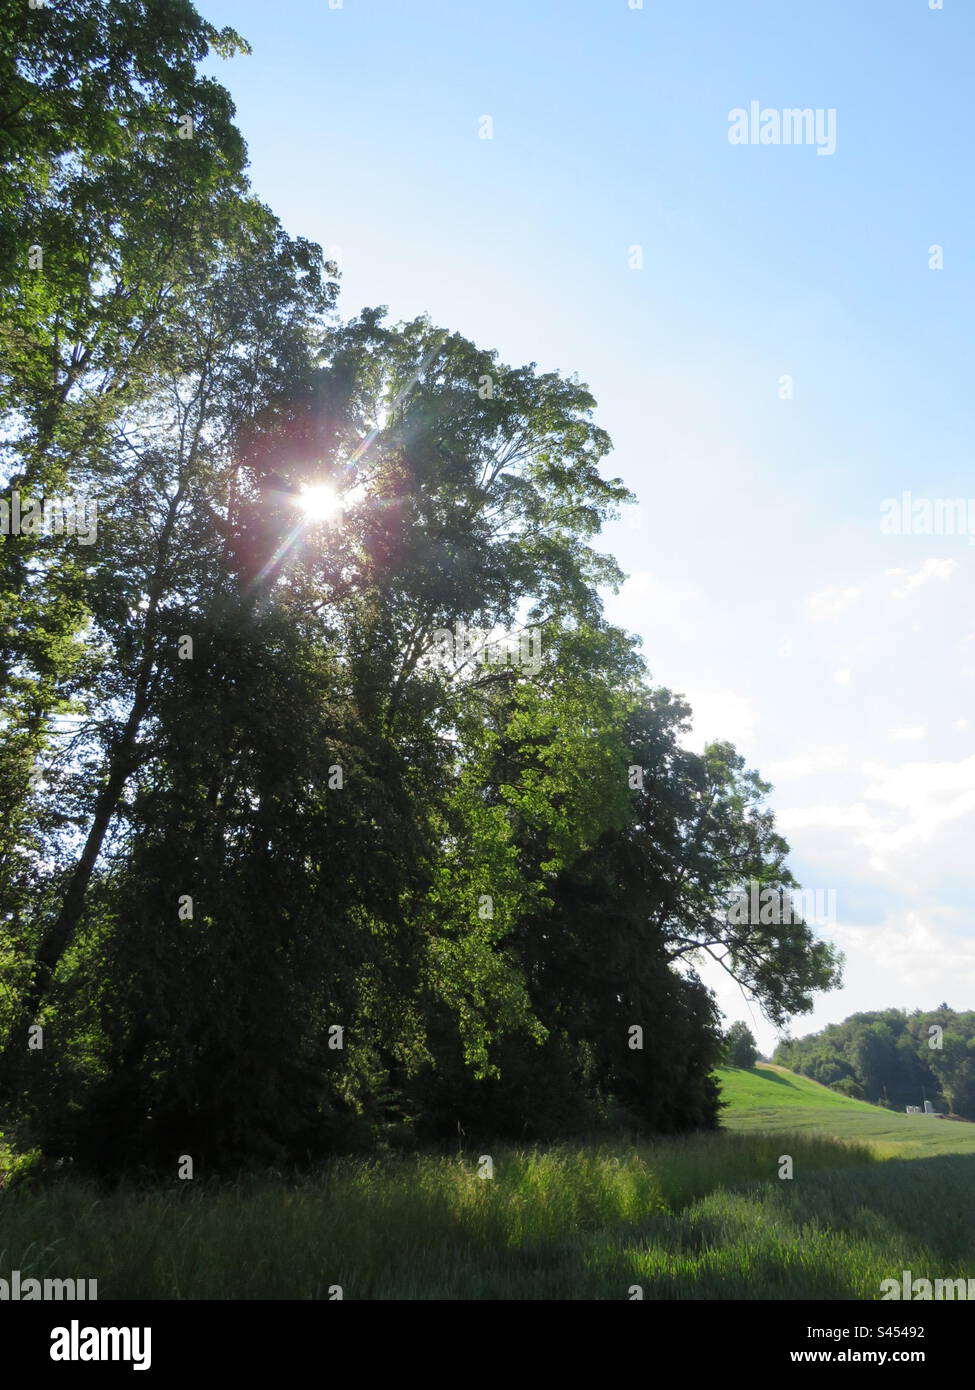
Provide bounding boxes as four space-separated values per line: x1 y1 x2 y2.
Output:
719 1062 975 1157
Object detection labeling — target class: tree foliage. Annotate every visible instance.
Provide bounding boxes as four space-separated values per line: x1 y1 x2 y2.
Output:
724 1022 758 1070
0 1 843 1174
774 1007 975 1116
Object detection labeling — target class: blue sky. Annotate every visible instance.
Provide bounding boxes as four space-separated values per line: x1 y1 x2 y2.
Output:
196 0 975 1053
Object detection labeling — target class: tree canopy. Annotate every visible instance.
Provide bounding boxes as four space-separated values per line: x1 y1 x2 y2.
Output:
775 1008 975 1117
0 0 843 1174
724 1022 758 1070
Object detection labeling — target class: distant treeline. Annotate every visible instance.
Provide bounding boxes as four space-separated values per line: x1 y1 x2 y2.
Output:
774 1008 975 1117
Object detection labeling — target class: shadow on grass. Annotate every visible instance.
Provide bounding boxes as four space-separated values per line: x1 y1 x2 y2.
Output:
409 1151 975 1300
2 1142 973 1299
744 1066 803 1090
614 1151 975 1301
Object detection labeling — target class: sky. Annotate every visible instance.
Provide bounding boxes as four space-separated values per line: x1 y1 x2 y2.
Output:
195 0 975 1055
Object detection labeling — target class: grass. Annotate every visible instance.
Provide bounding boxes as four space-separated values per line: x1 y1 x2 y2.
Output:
1 1064 972 1298
720 1063 975 1158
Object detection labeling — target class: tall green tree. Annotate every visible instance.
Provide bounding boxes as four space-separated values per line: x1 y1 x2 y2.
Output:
1 3 846 1171
0 0 259 1067
724 1022 758 1070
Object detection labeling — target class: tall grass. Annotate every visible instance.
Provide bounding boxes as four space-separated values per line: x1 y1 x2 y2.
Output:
6 1067 975 1299
0 1132 911 1299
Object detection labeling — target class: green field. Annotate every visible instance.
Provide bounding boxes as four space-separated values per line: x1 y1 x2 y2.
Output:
1 1064 972 1298
720 1062 975 1157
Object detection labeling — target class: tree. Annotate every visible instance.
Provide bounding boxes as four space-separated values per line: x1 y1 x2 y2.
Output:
831 1076 864 1100
0 1 846 1172
413 626 724 1139
772 1009 964 1113
0 0 265 1076
624 719 843 1028
929 1028 975 1120
1 198 336 1088
724 1022 758 1069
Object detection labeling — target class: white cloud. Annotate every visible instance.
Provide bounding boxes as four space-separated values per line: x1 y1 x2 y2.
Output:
890 725 926 741
891 557 959 600
830 913 975 1005
776 803 888 832
833 668 851 685
603 570 700 639
676 688 756 753
702 910 975 1058
808 586 862 620
862 754 975 826
775 753 975 887
766 746 849 778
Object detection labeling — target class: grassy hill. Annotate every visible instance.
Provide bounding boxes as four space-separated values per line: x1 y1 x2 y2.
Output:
719 1062 975 1158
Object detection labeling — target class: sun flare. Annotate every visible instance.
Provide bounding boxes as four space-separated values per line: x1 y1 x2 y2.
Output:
296 482 342 523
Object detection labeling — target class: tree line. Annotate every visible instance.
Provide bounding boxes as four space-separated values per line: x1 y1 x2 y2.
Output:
0 0 840 1176
775 1008 975 1116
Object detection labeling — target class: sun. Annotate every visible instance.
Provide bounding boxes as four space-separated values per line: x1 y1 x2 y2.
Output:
296 482 342 523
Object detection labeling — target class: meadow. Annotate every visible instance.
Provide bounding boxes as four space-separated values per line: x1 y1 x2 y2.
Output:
1 1064 972 1299
720 1063 975 1157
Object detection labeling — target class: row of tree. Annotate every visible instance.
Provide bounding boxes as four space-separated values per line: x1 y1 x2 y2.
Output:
0 0 841 1175
774 1008 975 1116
